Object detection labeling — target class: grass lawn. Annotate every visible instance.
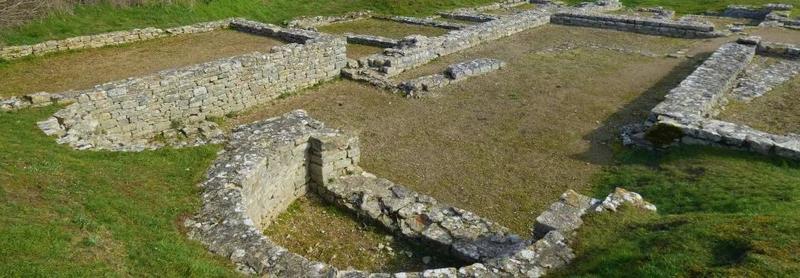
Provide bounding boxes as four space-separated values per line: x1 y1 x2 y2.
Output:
553 146 800 277
563 0 800 15
0 107 236 276
0 0 500 46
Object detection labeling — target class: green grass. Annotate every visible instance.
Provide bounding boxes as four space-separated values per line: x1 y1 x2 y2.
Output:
565 0 800 15
555 146 800 277
0 0 499 46
0 107 237 276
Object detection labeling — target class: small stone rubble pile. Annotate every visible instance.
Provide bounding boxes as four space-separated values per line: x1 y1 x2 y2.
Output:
187 110 658 277
0 19 232 60
317 174 527 262
551 11 724 38
398 58 506 97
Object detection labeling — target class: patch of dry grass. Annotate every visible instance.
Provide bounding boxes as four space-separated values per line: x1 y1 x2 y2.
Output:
0 29 285 98
264 194 457 272
719 74 800 135
229 26 705 237
318 18 449 39
346 43 384 59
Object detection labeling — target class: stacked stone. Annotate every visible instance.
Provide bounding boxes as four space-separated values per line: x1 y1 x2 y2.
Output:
187 110 660 277
398 58 506 97
551 12 724 38
649 42 756 122
186 110 350 276
365 10 551 76
572 0 623 13
437 12 498 23
0 19 232 61
732 57 800 101
344 33 399 48
723 3 793 20
642 40 800 160
637 7 676 19
757 41 800 59
380 15 469 30
285 11 373 29
446 58 506 79
1 92 72 111
317 174 527 262
39 19 347 151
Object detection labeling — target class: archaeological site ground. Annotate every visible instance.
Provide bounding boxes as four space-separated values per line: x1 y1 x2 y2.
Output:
2 0 800 277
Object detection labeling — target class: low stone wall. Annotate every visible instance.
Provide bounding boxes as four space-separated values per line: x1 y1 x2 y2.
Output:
723 3 793 19
758 40 800 59
551 12 724 38
344 33 398 48
0 19 232 61
378 15 469 30
398 58 507 97
285 11 373 29
649 42 756 121
437 12 498 23
188 110 658 277
364 9 551 76
38 19 347 151
640 40 800 160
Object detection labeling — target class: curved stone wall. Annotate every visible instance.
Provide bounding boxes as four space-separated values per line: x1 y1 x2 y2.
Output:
187 110 656 277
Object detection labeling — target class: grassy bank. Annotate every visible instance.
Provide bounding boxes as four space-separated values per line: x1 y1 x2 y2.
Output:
0 0 498 46
555 147 800 277
566 0 800 15
0 107 236 276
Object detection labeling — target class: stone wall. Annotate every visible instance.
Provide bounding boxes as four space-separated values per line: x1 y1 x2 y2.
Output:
758 40 800 59
398 58 507 97
38 19 347 151
723 3 793 19
363 9 551 76
640 39 800 160
649 42 756 122
344 33 398 48
0 19 232 61
551 12 724 38
188 110 657 277
285 11 373 29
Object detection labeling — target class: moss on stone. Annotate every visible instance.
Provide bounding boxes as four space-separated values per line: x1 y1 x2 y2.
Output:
644 123 684 147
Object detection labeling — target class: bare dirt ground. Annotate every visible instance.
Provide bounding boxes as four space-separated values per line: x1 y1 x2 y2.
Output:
317 18 450 39
0 29 286 98
346 43 384 59
227 25 800 272
229 25 709 238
